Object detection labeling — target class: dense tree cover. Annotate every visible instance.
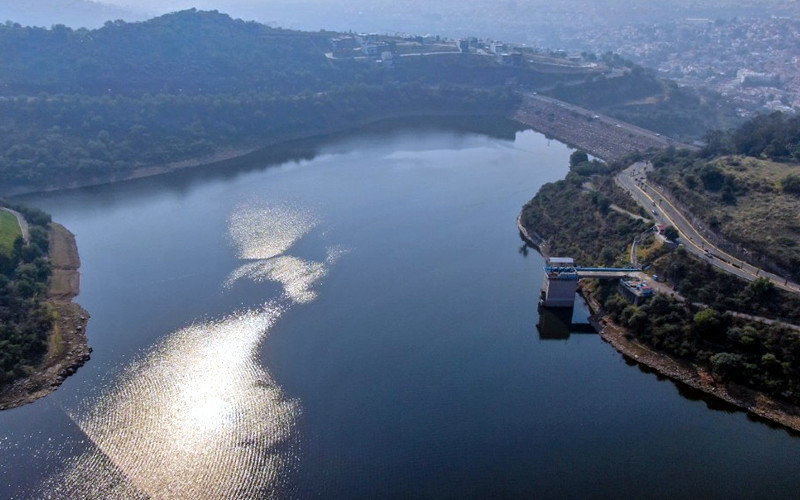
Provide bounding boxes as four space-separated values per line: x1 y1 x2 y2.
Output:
567 150 614 176
0 10 359 96
601 286 800 404
0 10 570 97
0 84 520 190
545 69 740 140
521 158 649 265
0 202 53 386
526 153 800 404
548 67 663 108
652 251 800 324
663 225 679 241
702 111 800 162
782 174 800 196
1 9 581 193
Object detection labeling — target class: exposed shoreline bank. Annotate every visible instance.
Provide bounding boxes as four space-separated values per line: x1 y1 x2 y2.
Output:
580 286 800 433
0 223 90 411
4 108 512 197
518 218 800 433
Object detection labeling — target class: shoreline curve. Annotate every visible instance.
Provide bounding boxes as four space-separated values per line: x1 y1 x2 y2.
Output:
0 223 91 411
519 211 800 433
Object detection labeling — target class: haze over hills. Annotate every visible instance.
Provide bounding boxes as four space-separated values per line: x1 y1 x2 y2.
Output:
0 0 144 29
6 0 799 46
0 9 540 193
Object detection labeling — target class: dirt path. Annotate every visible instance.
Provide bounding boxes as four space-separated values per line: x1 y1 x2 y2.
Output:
0 223 90 411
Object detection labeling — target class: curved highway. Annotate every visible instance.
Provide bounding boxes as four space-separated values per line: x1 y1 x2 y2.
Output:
616 162 800 294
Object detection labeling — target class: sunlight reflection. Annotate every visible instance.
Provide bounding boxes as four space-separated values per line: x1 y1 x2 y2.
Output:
39 201 343 499
40 306 299 499
228 202 318 261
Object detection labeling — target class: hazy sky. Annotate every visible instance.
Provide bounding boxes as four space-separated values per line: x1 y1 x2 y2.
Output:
4 0 799 49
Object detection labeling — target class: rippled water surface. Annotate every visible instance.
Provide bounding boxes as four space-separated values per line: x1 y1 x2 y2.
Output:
3 120 800 498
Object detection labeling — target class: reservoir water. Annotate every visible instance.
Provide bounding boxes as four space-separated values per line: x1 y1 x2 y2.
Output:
2 119 799 498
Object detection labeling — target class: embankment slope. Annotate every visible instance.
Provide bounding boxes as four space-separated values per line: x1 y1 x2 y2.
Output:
0 223 90 410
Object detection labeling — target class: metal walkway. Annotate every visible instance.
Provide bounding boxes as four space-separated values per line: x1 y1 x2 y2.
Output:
544 265 640 280
574 267 640 279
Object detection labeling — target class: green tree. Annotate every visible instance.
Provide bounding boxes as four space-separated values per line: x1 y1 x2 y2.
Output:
748 277 775 301
782 174 800 196
694 308 723 338
663 225 680 241
569 150 589 167
710 352 742 379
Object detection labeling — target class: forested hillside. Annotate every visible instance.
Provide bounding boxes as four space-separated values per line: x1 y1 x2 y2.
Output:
0 85 519 190
521 145 800 406
702 111 800 161
0 9 355 96
0 9 588 194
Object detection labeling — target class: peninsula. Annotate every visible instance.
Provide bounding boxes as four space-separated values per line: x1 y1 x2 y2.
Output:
519 113 800 432
0 205 90 411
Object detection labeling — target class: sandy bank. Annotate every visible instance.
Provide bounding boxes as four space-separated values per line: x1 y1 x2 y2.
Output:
0 223 90 411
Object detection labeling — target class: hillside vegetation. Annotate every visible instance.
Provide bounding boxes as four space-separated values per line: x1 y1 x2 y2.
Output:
0 211 21 257
520 151 649 265
545 63 740 140
0 9 739 194
649 112 800 281
522 148 800 407
0 9 352 96
0 85 519 191
0 9 604 194
0 203 54 386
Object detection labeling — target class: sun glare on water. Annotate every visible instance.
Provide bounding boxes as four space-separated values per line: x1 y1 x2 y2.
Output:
39 201 342 499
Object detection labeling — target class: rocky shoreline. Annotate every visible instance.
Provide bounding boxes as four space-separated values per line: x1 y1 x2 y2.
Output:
578 285 800 434
518 182 800 433
0 223 90 411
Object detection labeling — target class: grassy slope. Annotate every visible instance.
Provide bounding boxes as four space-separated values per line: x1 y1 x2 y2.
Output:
0 210 21 256
653 155 800 279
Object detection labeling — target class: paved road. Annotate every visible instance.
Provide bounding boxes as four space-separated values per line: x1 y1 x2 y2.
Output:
616 162 800 294
1 207 30 243
325 50 469 60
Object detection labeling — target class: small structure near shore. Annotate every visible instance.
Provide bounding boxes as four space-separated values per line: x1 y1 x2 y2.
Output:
541 256 641 308
617 276 654 305
542 257 579 307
